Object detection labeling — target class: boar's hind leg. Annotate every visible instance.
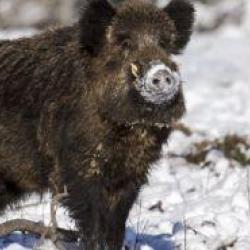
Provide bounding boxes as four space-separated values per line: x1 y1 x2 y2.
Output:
0 177 25 213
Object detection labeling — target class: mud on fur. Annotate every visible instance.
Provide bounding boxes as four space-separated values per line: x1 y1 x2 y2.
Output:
0 0 195 249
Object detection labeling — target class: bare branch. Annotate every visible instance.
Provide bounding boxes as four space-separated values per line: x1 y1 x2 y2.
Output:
0 219 78 243
172 122 193 136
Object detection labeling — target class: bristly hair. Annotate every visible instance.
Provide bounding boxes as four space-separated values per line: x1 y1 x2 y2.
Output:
164 0 195 54
79 0 116 56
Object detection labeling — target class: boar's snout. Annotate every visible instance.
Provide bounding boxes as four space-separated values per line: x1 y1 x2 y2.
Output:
132 60 181 105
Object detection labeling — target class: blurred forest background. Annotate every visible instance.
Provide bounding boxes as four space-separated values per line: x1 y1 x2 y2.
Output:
0 0 249 33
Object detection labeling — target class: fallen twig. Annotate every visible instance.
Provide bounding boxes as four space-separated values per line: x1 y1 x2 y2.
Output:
172 122 193 136
148 201 164 213
0 219 79 242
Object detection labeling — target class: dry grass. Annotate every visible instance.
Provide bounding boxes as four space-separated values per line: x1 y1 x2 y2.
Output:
171 134 250 167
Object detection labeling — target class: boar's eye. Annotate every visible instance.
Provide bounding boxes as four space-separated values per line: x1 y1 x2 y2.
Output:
159 35 173 50
121 39 132 49
116 32 132 49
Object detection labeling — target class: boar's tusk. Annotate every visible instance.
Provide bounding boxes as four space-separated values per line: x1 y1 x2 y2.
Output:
130 63 139 78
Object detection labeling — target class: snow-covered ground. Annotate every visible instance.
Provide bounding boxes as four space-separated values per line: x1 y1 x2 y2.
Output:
1 25 250 250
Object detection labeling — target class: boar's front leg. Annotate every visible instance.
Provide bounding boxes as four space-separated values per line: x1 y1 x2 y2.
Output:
62 177 105 250
103 185 139 250
62 169 138 250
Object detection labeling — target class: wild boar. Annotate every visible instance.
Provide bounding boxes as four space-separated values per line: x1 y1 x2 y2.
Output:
0 0 194 249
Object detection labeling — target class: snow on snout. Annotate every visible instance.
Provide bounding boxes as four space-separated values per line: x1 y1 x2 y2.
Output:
137 62 181 105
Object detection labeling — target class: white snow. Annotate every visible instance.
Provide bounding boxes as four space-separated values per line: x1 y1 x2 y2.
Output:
1 23 250 250
0 29 37 40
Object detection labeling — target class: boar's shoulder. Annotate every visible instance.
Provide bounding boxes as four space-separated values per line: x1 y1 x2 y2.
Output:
0 24 87 115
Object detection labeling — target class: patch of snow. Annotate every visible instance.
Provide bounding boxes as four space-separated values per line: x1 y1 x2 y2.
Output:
0 29 37 40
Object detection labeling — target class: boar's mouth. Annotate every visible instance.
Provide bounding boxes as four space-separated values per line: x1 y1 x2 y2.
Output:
100 87 186 130
122 120 171 130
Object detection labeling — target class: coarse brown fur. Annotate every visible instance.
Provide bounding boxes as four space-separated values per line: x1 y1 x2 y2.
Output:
0 0 195 249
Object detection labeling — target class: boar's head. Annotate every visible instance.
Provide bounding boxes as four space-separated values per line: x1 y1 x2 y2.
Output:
80 0 195 129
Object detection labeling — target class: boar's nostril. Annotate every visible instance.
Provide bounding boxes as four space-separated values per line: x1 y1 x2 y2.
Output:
166 77 172 85
152 78 160 85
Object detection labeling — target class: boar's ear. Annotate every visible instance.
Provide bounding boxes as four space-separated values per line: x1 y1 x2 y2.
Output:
164 0 195 53
79 0 116 56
